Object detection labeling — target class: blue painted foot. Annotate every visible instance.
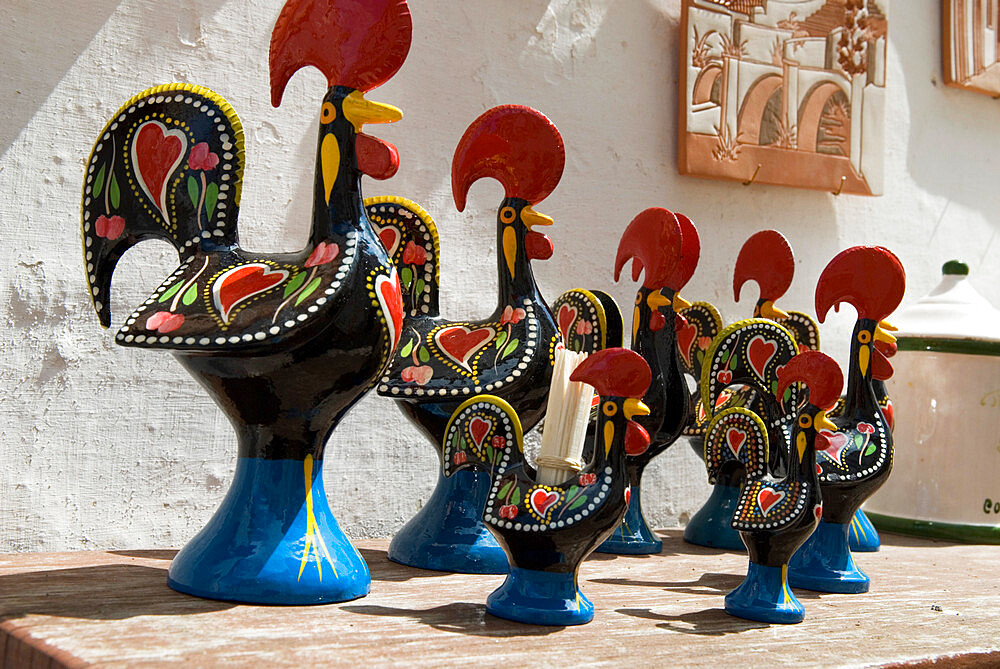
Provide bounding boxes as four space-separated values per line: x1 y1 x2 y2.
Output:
725 562 804 624
168 457 370 605
789 519 869 593
487 567 593 626
388 468 507 574
596 485 661 554
849 509 881 552
683 483 744 550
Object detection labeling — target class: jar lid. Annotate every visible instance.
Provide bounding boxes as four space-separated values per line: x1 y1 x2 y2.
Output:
895 260 1000 354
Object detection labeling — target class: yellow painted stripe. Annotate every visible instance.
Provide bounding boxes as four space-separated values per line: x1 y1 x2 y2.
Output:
503 226 517 279
321 134 339 204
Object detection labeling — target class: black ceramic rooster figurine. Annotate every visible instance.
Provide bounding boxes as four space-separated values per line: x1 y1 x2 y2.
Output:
80 0 410 603
788 246 905 593
368 106 607 574
706 350 843 624
442 348 652 625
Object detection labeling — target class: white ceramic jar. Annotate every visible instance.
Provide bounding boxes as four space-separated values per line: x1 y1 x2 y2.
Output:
866 261 1000 543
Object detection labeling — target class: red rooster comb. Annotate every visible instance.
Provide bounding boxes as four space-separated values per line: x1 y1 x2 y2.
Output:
733 230 794 303
571 348 651 399
815 246 905 323
776 351 844 411
670 213 701 291
614 208 684 290
451 105 565 212
269 0 412 107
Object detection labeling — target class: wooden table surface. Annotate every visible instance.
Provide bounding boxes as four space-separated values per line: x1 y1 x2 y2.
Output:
1 530 998 668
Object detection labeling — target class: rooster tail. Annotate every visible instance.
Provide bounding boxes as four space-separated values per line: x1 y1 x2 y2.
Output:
364 197 440 318
704 407 769 485
82 84 245 327
551 289 624 354
675 301 723 381
442 395 524 477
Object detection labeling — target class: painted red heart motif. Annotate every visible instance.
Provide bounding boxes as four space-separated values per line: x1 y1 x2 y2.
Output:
434 325 495 372
717 369 733 384
676 319 698 365
747 335 778 379
132 121 187 215
757 487 785 516
375 271 404 350
624 486 632 507
469 417 492 449
212 263 288 324
376 225 401 257
725 427 746 458
557 304 578 343
817 429 849 465
529 489 561 517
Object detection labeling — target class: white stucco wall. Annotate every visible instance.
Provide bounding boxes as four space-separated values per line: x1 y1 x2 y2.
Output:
1 0 998 553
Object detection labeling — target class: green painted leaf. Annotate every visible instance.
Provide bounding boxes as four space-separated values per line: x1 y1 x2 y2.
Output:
205 182 219 219
158 281 183 303
864 443 876 457
93 164 106 198
853 434 864 448
187 176 199 209
283 272 306 298
770 380 778 394
696 349 705 364
418 347 430 363
400 339 414 358
401 267 413 288
486 445 495 463
729 356 737 370
181 284 198 306
783 387 792 403
451 431 460 450
565 485 579 498
503 337 519 358
511 487 521 505
294 276 321 306
109 173 120 209
569 495 587 510
495 330 508 350
498 481 513 499
415 278 425 295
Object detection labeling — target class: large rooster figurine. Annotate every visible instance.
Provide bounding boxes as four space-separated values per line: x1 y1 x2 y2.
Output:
79 0 409 603
367 107 607 573
442 348 652 625
593 208 697 554
734 229 883 553
788 246 905 593
705 351 842 624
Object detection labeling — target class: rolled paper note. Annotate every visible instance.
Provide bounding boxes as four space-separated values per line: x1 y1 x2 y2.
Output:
536 348 594 486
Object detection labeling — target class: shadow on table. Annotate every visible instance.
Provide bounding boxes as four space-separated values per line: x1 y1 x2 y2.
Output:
342 602 564 637
616 606 770 635
109 549 178 561
589 571 743 596
0 564 236 621
356 548 467 583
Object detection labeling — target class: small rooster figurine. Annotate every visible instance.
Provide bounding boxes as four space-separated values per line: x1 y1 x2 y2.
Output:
593 208 697 554
442 348 652 625
734 229 882 553
368 107 605 574
80 0 410 603
706 351 843 624
788 246 905 593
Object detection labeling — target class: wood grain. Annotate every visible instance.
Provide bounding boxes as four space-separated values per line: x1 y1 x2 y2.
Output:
0 531 998 668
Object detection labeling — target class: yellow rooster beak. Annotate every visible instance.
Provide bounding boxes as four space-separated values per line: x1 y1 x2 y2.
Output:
673 293 692 311
816 410 838 433
624 398 650 420
342 90 402 131
520 206 553 229
874 324 897 345
646 290 671 311
760 300 790 320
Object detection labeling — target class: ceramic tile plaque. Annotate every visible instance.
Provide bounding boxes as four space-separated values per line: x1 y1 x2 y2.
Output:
678 0 888 196
943 0 1000 96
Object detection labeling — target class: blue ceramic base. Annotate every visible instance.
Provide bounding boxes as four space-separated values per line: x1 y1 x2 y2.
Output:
788 519 869 593
596 485 661 554
388 468 507 574
849 509 881 552
486 567 593 626
725 562 804 624
167 457 370 605
683 483 744 550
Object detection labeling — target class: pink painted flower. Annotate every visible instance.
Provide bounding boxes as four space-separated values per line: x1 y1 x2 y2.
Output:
452 451 467 465
401 365 433 386
500 305 526 325
499 504 518 519
188 142 219 171
402 240 427 265
305 241 340 268
698 336 712 350
578 473 597 487
146 311 185 333
95 215 125 240
492 435 507 450
575 319 593 336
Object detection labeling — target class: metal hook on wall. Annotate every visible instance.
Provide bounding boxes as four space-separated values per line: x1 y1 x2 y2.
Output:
832 175 847 197
742 164 761 186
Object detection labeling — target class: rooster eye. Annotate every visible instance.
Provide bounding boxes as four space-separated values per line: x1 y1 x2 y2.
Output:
857 330 871 344
799 414 813 429
499 206 516 224
321 102 336 123
603 402 618 417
